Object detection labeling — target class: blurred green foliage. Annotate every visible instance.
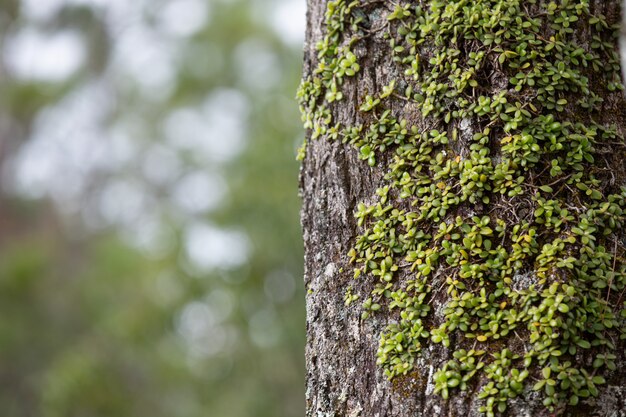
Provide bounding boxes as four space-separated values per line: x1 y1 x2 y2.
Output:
0 0 305 416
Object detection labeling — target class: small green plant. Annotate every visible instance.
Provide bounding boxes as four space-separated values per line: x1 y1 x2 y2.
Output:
299 0 626 414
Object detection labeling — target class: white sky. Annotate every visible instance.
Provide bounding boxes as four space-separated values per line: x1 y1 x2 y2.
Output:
268 0 306 46
184 222 251 272
4 28 86 82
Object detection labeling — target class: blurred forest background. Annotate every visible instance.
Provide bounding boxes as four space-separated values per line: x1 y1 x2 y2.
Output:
0 0 306 416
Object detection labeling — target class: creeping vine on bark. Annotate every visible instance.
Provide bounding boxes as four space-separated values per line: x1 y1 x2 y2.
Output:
299 1 626 415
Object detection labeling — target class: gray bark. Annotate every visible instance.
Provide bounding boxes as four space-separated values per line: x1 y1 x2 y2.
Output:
300 1 626 416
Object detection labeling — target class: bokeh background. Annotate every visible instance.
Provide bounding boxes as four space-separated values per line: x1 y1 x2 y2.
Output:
0 0 306 415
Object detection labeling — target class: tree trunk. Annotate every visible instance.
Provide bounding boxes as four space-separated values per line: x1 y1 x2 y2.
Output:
299 1 626 416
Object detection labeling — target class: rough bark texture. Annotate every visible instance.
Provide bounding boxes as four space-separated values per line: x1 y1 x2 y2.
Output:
300 1 626 416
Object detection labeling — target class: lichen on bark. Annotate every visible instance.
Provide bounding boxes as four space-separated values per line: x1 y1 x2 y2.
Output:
299 1 626 416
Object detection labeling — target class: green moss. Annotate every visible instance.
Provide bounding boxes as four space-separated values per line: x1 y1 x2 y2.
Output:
299 0 626 415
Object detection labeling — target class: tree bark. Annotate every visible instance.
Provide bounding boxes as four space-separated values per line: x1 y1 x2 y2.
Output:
300 1 626 416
